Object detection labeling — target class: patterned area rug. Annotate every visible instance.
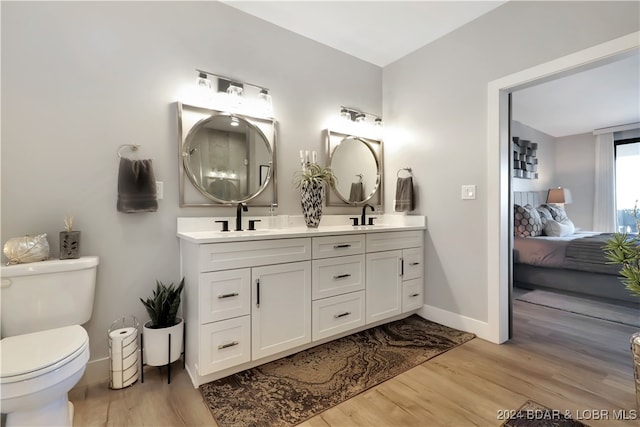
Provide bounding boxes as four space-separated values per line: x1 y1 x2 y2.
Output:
501 401 590 427
200 314 474 427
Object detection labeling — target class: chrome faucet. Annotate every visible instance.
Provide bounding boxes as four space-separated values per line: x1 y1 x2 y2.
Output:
236 202 248 231
361 204 375 226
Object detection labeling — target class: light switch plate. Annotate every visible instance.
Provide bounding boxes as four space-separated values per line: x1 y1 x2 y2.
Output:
461 185 476 200
156 181 164 200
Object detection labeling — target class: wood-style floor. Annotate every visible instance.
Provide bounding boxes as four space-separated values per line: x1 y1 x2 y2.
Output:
70 300 639 426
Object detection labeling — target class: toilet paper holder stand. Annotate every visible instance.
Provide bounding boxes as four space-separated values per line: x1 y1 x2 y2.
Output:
108 316 140 389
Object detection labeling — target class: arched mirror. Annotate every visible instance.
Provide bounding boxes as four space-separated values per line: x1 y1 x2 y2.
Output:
178 103 277 206
325 130 383 207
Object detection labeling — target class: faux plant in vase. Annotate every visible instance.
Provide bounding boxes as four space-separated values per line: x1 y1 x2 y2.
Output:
294 162 337 228
140 278 185 367
59 214 80 259
603 202 640 409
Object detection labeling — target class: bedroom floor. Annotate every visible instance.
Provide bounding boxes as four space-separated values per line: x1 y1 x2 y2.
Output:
69 300 638 426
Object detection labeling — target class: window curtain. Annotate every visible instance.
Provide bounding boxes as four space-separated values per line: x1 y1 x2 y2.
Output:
592 132 616 232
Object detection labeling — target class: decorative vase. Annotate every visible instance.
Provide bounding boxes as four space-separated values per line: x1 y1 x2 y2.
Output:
59 231 80 259
300 180 325 228
632 332 640 410
142 318 184 367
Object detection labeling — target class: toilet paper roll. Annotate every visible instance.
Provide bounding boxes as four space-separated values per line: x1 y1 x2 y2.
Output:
109 327 137 355
111 348 138 371
111 363 138 389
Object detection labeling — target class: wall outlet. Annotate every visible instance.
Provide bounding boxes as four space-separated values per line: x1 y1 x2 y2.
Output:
461 185 476 200
156 181 163 200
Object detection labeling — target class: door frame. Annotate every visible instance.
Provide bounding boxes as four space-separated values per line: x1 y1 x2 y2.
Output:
486 31 640 343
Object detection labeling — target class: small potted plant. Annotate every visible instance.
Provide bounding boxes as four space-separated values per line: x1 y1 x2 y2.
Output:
294 162 337 228
603 202 639 408
59 214 80 259
140 278 185 367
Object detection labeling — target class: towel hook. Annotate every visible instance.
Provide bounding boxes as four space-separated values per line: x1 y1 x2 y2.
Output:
117 144 141 159
397 167 412 178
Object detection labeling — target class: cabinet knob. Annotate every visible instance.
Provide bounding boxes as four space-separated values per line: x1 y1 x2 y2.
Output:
333 273 352 280
333 244 352 249
410 293 420 297
410 262 420 266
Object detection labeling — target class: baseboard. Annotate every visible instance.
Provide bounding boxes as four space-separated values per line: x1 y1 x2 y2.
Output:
418 304 491 341
75 356 111 388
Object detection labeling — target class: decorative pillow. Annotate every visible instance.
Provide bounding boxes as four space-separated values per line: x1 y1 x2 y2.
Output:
535 205 553 226
539 203 568 222
544 217 576 237
514 204 543 237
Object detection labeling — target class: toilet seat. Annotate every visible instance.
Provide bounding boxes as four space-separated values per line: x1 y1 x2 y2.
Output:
0 325 89 384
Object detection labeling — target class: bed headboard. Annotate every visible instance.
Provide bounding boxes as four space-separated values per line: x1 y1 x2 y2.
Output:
513 190 547 207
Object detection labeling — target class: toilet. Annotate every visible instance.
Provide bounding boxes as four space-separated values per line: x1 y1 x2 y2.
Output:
0 256 99 427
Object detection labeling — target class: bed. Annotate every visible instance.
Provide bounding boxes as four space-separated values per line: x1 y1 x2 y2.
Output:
512 191 638 306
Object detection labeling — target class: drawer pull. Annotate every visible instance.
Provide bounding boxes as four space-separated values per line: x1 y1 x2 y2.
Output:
218 341 239 350
333 273 352 280
410 262 420 266
217 292 239 299
333 244 352 249
334 311 351 319
409 293 420 297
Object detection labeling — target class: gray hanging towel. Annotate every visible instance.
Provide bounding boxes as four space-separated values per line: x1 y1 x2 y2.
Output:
394 176 414 212
349 182 364 202
117 157 158 213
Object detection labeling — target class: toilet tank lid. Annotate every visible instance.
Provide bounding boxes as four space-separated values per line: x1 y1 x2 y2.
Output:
0 256 99 278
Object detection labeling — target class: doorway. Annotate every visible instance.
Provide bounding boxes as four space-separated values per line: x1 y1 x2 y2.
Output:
487 32 639 344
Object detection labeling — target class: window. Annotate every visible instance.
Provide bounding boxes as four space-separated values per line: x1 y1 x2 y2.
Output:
615 137 640 233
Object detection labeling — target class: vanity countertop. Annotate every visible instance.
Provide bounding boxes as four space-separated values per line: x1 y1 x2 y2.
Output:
177 215 426 244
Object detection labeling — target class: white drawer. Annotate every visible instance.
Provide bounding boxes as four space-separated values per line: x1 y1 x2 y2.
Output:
199 238 311 271
402 278 424 312
366 231 423 253
312 235 365 259
199 316 251 375
312 291 365 341
312 255 365 300
403 247 423 281
200 269 251 323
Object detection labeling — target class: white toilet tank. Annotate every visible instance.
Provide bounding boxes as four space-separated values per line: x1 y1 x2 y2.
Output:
0 256 99 338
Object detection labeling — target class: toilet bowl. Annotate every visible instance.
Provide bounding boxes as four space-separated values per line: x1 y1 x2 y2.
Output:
0 256 99 427
0 325 90 427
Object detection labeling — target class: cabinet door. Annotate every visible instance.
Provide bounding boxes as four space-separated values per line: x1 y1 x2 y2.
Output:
402 278 424 313
365 251 402 324
312 254 365 300
199 269 251 323
252 261 312 360
402 247 423 281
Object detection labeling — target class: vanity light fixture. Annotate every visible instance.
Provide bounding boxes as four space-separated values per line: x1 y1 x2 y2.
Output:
230 116 240 127
193 69 274 118
339 106 383 127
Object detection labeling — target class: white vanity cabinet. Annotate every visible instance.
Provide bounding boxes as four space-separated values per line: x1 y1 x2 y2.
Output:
178 220 425 387
311 235 366 340
365 231 424 324
180 237 311 384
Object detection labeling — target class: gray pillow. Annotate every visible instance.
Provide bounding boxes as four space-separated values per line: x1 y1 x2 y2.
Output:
514 204 543 237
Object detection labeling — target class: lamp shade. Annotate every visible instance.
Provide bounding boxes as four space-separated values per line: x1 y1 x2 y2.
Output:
546 187 573 204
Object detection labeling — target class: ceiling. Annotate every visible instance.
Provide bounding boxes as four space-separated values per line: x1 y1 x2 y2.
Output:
223 1 639 138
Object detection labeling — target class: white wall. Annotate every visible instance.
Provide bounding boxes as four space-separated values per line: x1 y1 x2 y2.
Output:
556 132 596 229
383 1 639 322
511 120 557 192
1 2 381 367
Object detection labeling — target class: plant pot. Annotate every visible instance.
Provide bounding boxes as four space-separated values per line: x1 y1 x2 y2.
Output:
632 331 640 410
300 180 326 228
59 231 80 259
142 318 184 367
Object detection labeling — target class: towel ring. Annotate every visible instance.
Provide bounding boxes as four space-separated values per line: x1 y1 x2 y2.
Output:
117 144 141 159
397 167 412 178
